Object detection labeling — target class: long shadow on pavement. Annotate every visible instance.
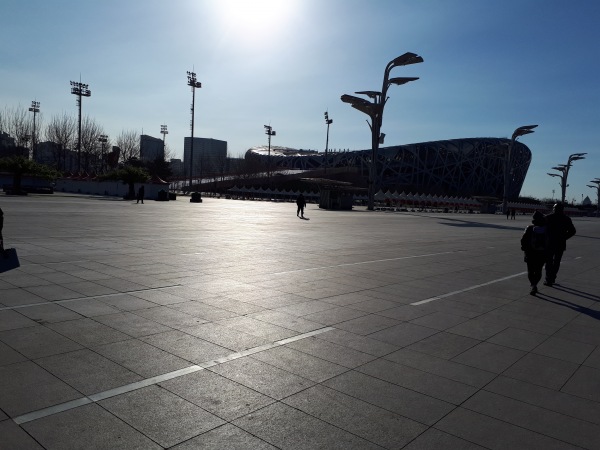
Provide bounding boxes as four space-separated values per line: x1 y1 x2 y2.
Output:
536 292 600 321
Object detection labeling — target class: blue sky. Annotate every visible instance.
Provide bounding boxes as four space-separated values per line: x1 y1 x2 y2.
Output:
1 0 599 201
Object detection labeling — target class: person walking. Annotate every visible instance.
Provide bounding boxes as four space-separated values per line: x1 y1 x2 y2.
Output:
296 193 306 218
506 208 510 220
521 211 547 295
511 208 516 220
136 185 145 204
544 202 576 286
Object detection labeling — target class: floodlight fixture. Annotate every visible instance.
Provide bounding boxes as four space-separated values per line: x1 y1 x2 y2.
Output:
186 70 202 190
70 79 91 172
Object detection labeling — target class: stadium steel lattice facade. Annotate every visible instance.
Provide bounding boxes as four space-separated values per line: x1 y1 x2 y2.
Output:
245 137 532 199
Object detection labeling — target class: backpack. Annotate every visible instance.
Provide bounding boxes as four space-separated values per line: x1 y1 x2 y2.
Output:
530 225 547 252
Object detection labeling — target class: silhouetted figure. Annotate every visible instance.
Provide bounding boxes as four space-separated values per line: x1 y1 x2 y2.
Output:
511 208 516 220
521 211 547 295
296 193 306 218
544 203 576 286
506 208 510 219
136 185 145 204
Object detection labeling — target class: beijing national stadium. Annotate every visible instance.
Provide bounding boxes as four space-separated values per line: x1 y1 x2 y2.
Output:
245 137 532 199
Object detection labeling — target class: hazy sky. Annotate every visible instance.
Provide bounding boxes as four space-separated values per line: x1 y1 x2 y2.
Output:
2 0 599 201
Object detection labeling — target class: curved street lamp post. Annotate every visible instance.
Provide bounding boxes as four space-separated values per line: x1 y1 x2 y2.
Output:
547 152 586 205
502 125 537 215
341 52 423 211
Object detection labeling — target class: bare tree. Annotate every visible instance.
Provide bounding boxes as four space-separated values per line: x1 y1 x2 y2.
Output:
45 112 76 171
1 105 31 148
116 129 140 162
80 116 103 173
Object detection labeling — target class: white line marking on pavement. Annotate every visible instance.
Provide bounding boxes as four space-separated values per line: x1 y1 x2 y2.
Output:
12 326 334 425
410 271 527 306
271 251 463 275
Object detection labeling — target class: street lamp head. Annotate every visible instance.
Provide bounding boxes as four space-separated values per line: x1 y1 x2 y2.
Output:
355 90 381 100
389 52 424 69
547 173 560 177
388 77 419 86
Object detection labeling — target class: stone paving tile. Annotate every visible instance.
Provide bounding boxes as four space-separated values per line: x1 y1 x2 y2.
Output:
324 370 455 426
200 295 268 315
140 330 232 364
15 302 84 324
532 335 596 364
409 311 471 331
315 328 400 356
167 300 239 321
403 427 488 450
357 358 478 405
368 322 440 347
180 322 270 352
502 352 580 390
0 360 82 417
92 311 172 337
233 402 384 450
0 325 83 359
275 299 336 316
170 424 279 450
35 348 143 396
60 298 122 317
161 369 275 421
208 357 315 400
92 338 191 378
46 317 130 347
0 340 27 366
96 293 157 311
302 305 368 325
376 304 433 321
463 390 600 449
283 384 427 449
0 287 48 307
22 403 162 449
561 365 600 402
248 310 324 333
99 385 225 448
405 331 480 359
285 335 377 368
0 419 46 449
583 346 600 370
384 348 497 388
485 376 600 426
435 407 580 450
131 305 209 329
486 326 549 351
23 285 83 302
451 341 526 373
250 346 348 382
446 316 509 340
0 310 39 332
216 316 298 341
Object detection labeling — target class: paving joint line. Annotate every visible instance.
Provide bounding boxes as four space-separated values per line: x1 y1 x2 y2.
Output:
12 326 335 425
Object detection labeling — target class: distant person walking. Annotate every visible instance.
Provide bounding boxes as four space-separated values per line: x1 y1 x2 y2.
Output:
511 208 516 220
136 185 145 204
506 208 510 220
544 203 576 286
521 211 547 295
296 193 306 218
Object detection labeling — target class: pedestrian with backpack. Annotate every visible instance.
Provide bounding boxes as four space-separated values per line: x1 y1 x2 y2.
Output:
544 202 576 286
521 210 547 295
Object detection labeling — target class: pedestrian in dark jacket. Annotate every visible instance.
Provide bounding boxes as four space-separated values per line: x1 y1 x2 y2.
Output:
521 211 547 295
0 207 4 254
296 193 306 218
136 185 145 204
544 203 576 286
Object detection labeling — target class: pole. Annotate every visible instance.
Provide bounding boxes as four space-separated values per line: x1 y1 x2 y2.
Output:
190 87 195 190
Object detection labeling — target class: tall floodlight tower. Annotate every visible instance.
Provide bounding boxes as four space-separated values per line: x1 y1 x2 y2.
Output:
70 80 91 173
160 124 168 159
28 101 40 160
187 71 202 190
98 134 108 172
324 111 333 174
264 125 276 181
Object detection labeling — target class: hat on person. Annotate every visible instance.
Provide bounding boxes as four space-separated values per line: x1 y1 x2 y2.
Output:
532 210 545 225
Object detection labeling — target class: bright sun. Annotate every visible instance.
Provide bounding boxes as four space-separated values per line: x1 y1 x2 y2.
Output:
212 0 297 45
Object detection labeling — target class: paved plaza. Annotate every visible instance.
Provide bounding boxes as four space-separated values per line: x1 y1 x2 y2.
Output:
1 194 600 449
